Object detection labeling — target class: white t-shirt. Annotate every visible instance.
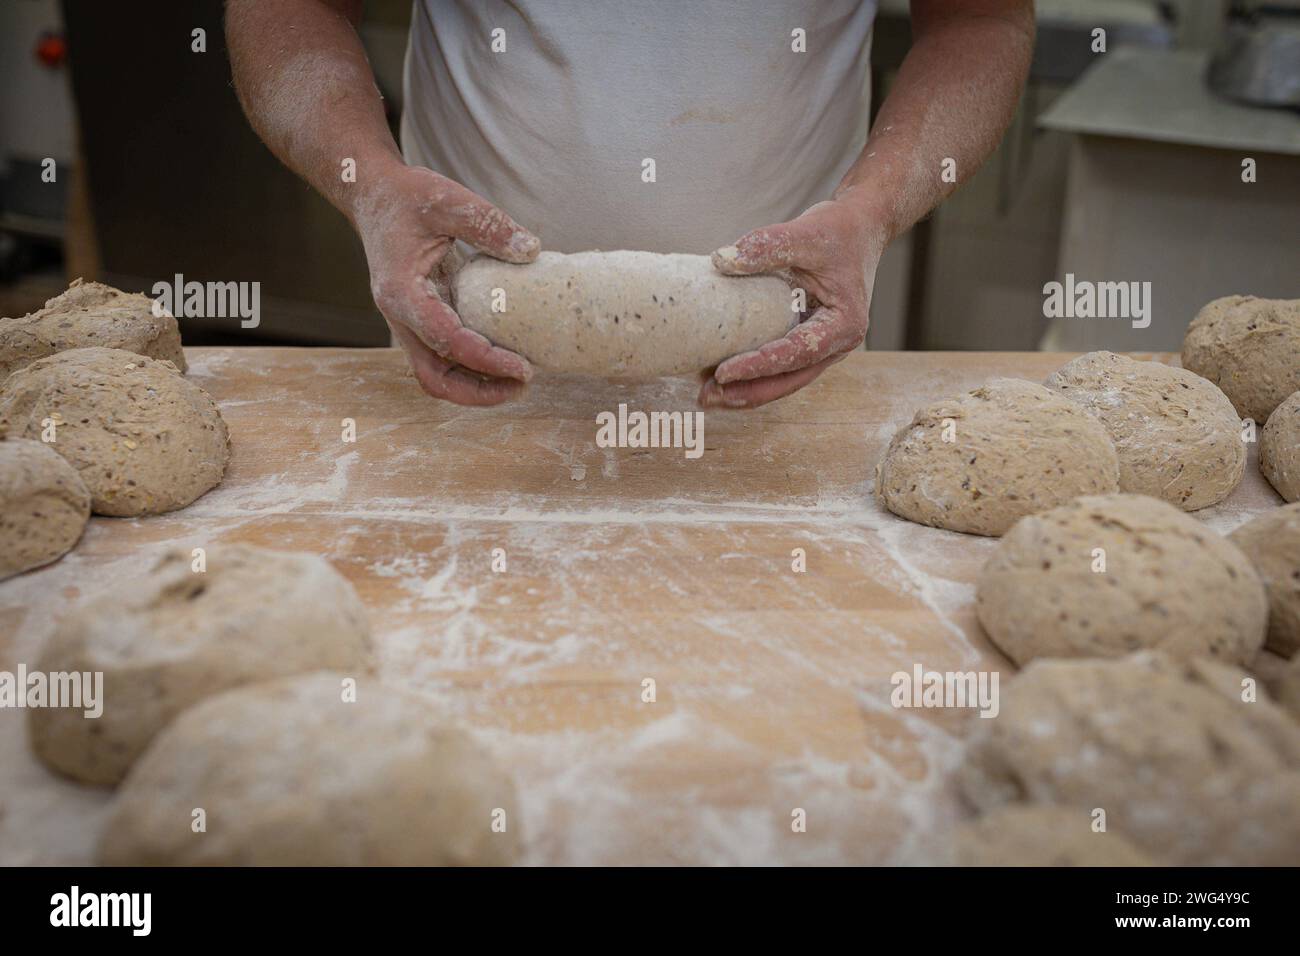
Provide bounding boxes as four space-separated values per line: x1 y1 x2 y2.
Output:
401 0 877 254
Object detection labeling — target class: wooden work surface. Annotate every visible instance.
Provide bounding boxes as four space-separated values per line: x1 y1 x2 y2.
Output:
0 348 1282 865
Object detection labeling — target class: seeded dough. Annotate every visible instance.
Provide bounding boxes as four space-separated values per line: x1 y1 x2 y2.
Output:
98 673 521 865
1044 351 1244 510
452 250 797 378
0 438 90 581
1181 296 1300 423
1260 390 1300 502
960 653 1300 865
875 378 1119 536
30 547 372 786
0 279 185 383
1229 503 1300 658
952 805 1156 867
978 494 1266 665
0 347 228 516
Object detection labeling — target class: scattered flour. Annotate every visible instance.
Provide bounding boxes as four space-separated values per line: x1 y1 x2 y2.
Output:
3 349 1276 866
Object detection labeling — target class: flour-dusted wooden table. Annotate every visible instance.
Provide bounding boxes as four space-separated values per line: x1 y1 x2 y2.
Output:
0 349 1281 865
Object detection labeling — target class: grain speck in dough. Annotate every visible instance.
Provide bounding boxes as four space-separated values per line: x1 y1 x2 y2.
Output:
1228 502 1300 658
1260 390 1300 502
0 346 228 516
960 652 1300 866
0 278 186 383
29 546 373 786
951 805 1156 867
977 493 1267 665
1044 350 1244 510
1181 295 1300 423
875 378 1120 536
98 673 521 866
453 250 797 379
0 437 90 581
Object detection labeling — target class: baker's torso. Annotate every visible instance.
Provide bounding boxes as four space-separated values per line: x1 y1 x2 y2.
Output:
401 0 876 253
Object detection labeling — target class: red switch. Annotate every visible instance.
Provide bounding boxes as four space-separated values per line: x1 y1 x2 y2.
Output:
36 32 67 69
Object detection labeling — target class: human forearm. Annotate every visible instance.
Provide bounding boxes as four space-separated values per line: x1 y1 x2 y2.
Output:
225 0 403 222
704 1 1033 407
834 0 1035 243
227 0 541 404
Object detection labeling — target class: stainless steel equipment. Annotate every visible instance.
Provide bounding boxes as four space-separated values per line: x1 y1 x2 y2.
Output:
1209 3 1300 107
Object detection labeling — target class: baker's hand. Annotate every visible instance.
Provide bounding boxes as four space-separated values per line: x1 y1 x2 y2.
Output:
701 196 886 408
352 164 540 406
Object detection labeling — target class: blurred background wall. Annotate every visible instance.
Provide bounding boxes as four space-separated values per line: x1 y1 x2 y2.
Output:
1 0 1296 351
1 0 407 345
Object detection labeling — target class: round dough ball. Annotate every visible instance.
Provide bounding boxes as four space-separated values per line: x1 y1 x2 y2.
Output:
960 653 1300 865
1044 351 1244 510
1229 503 1300 657
1182 295 1300 424
0 278 186 383
0 438 90 581
98 673 521 865
453 250 797 379
0 347 228 515
1260 390 1300 502
30 546 372 786
875 378 1119 536
978 494 1267 665
952 805 1156 867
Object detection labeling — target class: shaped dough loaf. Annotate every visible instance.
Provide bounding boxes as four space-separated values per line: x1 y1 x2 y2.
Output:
0 278 186 383
0 437 90 580
1261 390 1300 502
1044 351 1244 510
30 546 373 785
875 378 1120 536
978 493 1267 665
0 347 228 516
99 673 520 866
1181 295 1300 424
453 250 797 378
960 653 1300 866
1229 502 1300 658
